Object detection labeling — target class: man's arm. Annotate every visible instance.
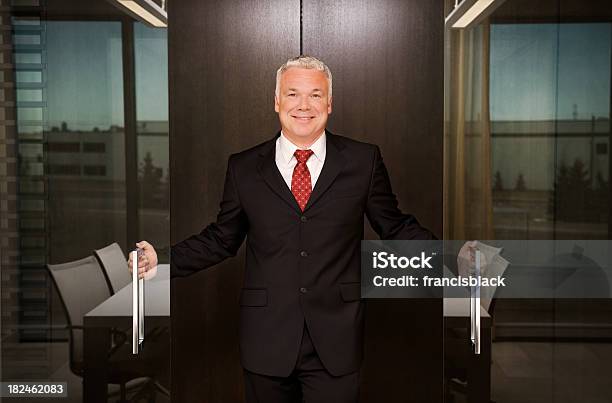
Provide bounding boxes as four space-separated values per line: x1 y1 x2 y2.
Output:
171 154 248 278
365 145 436 240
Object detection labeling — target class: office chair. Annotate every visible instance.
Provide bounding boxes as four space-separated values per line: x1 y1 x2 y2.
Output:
94 242 132 295
47 255 157 402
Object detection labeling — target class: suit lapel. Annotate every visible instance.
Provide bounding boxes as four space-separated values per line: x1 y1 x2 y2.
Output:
257 132 302 214
256 131 346 214
304 132 346 212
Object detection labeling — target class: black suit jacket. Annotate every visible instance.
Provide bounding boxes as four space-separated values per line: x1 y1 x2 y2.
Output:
171 131 435 377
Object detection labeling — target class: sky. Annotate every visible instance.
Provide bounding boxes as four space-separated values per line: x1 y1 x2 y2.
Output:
40 21 610 129
490 23 611 121
44 21 168 131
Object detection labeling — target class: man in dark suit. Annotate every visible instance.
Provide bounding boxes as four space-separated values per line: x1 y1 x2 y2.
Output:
131 55 435 403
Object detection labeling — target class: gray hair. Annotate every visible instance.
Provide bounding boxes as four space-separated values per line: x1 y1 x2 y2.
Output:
275 55 333 98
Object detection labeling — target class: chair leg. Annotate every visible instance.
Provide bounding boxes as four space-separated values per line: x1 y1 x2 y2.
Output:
126 379 158 403
119 382 127 402
444 381 455 403
144 381 157 403
153 381 170 397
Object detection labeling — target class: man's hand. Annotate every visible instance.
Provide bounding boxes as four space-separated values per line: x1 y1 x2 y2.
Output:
457 240 486 277
127 240 158 279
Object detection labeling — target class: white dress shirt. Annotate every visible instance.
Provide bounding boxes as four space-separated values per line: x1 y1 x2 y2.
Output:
275 131 326 191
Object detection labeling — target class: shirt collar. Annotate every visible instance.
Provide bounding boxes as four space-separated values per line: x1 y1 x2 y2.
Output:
279 130 326 165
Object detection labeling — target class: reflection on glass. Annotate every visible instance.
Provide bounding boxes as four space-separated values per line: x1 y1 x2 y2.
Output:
3 17 128 399
490 23 611 240
4 5 170 399
14 52 42 64
134 22 169 263
45 21 126 264
16 71 42 83
17 88 43 102
444 3 612 401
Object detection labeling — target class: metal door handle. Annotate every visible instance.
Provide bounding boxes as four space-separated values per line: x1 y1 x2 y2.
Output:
470 249 481 355
131 249 145 354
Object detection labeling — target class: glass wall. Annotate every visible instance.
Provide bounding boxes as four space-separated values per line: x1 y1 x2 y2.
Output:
46 21 126 267
135 22 169 263
490 23 611 240
1 3 170 401
444 1 612 402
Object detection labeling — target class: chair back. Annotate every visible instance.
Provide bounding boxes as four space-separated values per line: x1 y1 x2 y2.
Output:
94 242 131 294
47 256 111 375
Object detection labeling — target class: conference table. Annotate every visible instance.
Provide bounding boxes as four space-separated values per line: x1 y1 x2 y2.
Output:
83 264 170 403
82 266 490 403
444 298 492 403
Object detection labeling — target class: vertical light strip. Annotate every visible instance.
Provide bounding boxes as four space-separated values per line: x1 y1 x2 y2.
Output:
117 0 167 28
122 20 140 251
453 0 495 28
445 0 505 30
608 24 612 237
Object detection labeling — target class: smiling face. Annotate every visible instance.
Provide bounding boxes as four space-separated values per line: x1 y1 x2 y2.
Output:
274 67 332 147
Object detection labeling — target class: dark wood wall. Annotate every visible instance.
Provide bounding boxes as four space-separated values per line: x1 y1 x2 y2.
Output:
170 1 443 401
302 2 443 401
169 1 300 401
492 0 612 23
302 0 443 237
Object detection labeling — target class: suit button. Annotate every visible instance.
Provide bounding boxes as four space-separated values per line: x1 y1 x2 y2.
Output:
300 287 307 293
300 215 308 222
300 251 308 257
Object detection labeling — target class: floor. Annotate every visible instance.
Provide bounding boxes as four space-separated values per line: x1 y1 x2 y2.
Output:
489 341 612 403
1 341 170 403
3 340 612 402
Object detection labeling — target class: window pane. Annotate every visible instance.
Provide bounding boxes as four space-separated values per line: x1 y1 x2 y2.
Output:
134 22 169 263
17 89 43 102
14 52 42 64
45 21 126 262
490 23 611 239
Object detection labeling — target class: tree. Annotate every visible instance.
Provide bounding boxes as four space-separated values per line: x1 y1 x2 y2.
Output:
160 170 170 209
592 171 609 222
514 172 526 191
567 159 589 189
139 152 163 209
493 170 504 191
552 159 594 222
595 171 608 191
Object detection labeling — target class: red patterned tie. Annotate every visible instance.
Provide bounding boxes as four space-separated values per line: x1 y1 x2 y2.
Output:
291 149 314 211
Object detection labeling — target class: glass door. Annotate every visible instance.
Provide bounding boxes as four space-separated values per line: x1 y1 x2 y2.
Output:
444 0 612 402
0 2 170 402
